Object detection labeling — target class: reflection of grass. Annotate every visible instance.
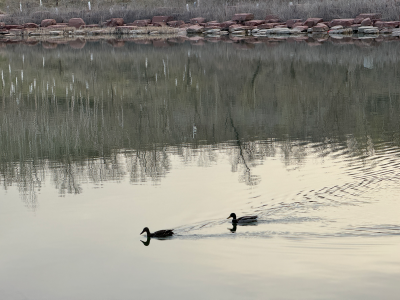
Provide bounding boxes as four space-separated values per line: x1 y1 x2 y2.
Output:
1 40 400 199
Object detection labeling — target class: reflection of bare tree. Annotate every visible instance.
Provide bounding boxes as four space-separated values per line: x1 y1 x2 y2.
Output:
227 116 261 186
125 149 170 184
0 160 45 210
1 40 400 203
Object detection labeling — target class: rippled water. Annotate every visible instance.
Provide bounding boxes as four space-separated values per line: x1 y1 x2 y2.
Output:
0 38 399 300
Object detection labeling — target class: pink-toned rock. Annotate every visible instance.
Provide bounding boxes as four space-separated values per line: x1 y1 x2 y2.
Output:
257 23 277 29
292 25 308 32
24 23 39 28
356 13 381 20
167 20 185 27
374 21 399 28
190 17 206 24
132 19 151 27
312 23 329 32
41 19 56 27
360 18 372 26
204 25 221 30
354 17 364 24
153 22 167 27
292 22 304 28
5 25 24 30
106 18 124 27
286 19 303 28
152 16 174 23
329 19 354 27
186 25 204 33
68 18 85 29
244 20 265 26
265 19 280 23
265 14 280 21
206 21 220 27
220 21 236 29
232 13 254 22
303 18 323 28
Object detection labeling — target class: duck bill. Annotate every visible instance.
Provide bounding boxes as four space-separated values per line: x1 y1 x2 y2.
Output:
227 216 232 219
140 230 145 235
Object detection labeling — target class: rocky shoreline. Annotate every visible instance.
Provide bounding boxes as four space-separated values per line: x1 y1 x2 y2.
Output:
1 12 400 41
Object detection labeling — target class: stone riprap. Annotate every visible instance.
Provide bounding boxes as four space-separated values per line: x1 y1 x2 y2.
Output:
0 12 399 39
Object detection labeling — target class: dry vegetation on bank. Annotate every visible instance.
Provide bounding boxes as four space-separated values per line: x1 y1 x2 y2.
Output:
0 0 400 25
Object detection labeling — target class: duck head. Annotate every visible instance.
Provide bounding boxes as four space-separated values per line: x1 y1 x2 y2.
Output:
227 213 237 220
140 227 150 235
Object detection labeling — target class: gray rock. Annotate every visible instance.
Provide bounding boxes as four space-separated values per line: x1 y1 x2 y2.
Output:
358 26 379 34
266 28 292 34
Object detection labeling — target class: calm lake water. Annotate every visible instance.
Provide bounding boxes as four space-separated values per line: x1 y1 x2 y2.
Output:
0 37 400 300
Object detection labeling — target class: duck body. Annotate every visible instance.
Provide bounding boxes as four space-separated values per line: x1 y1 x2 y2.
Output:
140 227 174 238
227 213 257 224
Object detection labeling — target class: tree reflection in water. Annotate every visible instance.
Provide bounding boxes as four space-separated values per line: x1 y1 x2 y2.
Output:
1 40 400 205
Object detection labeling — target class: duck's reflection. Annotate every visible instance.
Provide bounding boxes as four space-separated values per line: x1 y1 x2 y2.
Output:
228 223 237 233
140 236 151 246
228 222 258 233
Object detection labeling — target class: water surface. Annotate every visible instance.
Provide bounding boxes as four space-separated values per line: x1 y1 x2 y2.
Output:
0 38 399 300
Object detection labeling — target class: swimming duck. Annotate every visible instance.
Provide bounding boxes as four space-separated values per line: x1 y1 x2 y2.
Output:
227 213 257 223
140 227 174 238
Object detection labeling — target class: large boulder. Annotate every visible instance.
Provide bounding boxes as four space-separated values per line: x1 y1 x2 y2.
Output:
68 18 85 29
374 21 399 28
257 23 279 29
286 19 303 28
312 23 329 32
186 25 204 33
292 25 308 33
41 19 56 27
220 21 236 30
5 25 24 30
358 26 379 34
24 23 39 28
360 18 372 26
303 18 323 28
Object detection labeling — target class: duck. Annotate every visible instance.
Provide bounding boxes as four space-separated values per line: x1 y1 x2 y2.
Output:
227 213 257 223
140 227 174 238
